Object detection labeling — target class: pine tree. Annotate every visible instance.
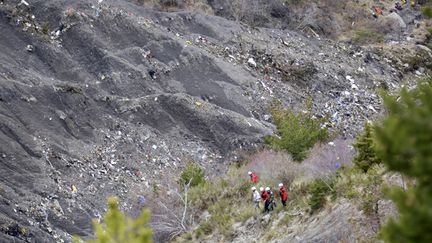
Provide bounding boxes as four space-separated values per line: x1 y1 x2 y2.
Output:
375 81 432 242
179 162 205 188
76 197 152 243
353 123 381 172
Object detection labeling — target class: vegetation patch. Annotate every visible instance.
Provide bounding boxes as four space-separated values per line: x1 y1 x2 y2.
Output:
265 103 329 161
353 123 381 173
307 177 336 213
75 197 152 243
179 162 205 188
352 29 384 45
377 80 432 242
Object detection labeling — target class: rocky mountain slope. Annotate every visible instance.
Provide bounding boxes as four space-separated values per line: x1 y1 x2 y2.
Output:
0 0 428 242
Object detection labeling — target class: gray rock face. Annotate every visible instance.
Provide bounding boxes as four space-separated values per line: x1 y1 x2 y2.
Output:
0 0 406 242
382 12 407 29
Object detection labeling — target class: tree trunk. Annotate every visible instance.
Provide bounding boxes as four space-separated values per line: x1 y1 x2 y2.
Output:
407 0 411 9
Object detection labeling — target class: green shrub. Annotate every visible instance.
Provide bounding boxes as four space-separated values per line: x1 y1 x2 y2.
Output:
227 178 253 199
308 178 335 213
422 6 432 18
352 29 384 45
359 166 383 216
179 162 205 188
287 181 310 209
265 103 328 161
41 22 50 35
75 197 152 243
189 179 225 210
152 182 159 196
187 167 255 239
207 199 234 238
353 123 381 172
376 80 432 242
195 221 213 238
263 229 278 241
233 204 259 223
279 62 317 84
361 193 378 216
183 232 192 241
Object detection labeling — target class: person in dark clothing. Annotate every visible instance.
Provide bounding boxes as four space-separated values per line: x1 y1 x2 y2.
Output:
266 187 276 211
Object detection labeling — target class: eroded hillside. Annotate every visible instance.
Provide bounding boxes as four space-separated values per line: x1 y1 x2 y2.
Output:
0 0 430 242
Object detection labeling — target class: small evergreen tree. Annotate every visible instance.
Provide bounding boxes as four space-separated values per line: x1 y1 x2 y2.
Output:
265 103 328 161
353 123 381 172
77 197 152 243
376 81 432 242
179 162 205 188
308 177 335 213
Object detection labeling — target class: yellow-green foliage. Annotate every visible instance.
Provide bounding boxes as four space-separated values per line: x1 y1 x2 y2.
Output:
265 103 328 161
334 165 384 215
193 198 236 239
422 6 432 18
187 167 255 238
263 229 278 241
188 167 252 210
76 197 152 243
352 29 384 45
233 204 260 223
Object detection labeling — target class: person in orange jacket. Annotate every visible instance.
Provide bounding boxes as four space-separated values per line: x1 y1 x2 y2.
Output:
248 171 259 183
279 183 288 207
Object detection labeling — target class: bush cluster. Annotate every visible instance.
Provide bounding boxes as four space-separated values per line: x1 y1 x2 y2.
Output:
179 162 205 188
307 177 335 213
352 29 384 45
265 103 328 161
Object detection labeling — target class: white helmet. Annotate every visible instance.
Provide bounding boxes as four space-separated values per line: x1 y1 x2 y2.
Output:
279 183 283 187
248 171 252 175
251 187 256 191
259 187 264 192
265 187 270 191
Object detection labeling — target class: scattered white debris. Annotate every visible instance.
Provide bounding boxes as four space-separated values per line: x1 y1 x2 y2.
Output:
345 75 355 83
19 0 29 6
247 57 257 67
368 105 377 113
26 45 34 52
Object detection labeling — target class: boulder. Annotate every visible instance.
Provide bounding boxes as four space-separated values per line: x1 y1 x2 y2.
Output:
382 12 407 29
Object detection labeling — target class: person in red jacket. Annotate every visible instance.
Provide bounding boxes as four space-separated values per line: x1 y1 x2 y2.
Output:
260 187 270 213
248 171 259 183
279 183 288 207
